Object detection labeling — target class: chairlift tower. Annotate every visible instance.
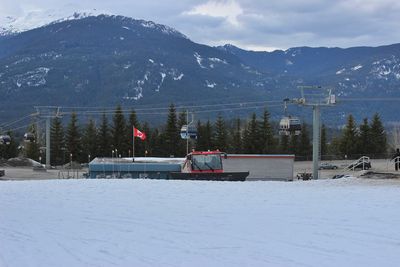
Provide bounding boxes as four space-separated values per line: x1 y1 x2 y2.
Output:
34 106 61 169
297 86 336 180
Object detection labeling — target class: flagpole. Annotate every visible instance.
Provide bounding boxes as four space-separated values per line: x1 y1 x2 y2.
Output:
132 126 135 162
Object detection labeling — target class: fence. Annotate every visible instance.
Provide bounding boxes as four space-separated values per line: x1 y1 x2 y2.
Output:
295 152 395 161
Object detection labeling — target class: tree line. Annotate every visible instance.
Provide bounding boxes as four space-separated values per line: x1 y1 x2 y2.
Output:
328 113 388 159
0 104 389 164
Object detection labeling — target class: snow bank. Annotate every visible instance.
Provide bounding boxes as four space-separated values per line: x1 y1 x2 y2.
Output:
1 178 400 267
6 157 43 167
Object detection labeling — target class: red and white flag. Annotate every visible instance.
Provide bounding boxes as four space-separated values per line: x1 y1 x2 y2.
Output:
133 127 146 141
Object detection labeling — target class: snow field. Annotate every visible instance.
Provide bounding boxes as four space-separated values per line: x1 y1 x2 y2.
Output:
1 178 400 267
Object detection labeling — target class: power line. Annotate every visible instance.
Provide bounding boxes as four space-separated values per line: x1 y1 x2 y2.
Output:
58 100 284 116
0 120 44 134
59 99 283 112
0 113 36 128
338 97 400 102
70 96 400 117
2 96 399 133
59 95 282 110
0 100 283 133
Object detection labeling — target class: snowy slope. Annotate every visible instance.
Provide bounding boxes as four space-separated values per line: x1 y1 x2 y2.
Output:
0 9 101 36
1 178 400 267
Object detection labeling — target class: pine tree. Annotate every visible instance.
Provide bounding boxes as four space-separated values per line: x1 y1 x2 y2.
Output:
25 123 40 161
82 118 98 162
204 120 213 150
214 115 228 151
289 134 299 155
340 114 359 159
0 131 18 159
150 128 164 156
369 113 387 157
358 118 370 156
194 120 203 151
298 123 312 160
177 110 187 130
98 113 111 157
243 113 261 153
141 121 151 157
328 136 342 159
128 109 140 131
50 117 65 165
164 103 179 156
196 120 204 151
260 109 275 153
321 124 328 160
112 105 128 156
196 120 213 151
279 135 289 154
66 112 82 162
230 118 242 153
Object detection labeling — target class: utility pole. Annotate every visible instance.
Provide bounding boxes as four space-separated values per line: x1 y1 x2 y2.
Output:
34 106 61 169
186 111 195 155
180 111 196 155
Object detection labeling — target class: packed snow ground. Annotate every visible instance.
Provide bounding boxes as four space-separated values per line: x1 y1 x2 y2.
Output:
1 178 400 267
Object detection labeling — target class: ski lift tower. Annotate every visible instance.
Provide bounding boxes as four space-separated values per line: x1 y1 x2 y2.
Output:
298 86 336 179
34 106 61 169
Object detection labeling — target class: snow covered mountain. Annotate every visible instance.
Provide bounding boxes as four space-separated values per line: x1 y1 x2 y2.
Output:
0 9 101 36
219 44 400 122
0 14 400 124
0 14 270 123
219 44 400 97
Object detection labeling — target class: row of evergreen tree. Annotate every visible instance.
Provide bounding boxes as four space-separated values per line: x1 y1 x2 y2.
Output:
329 114 387 159
0 104 389 164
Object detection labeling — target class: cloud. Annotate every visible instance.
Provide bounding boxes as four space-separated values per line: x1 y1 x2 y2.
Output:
0 1 23 18
183 0 243 26
181 0 400 50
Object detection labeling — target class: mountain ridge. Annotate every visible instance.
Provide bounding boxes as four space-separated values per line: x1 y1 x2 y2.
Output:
0 14 399 125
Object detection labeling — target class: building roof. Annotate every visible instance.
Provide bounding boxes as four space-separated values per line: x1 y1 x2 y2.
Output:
90 157 185 165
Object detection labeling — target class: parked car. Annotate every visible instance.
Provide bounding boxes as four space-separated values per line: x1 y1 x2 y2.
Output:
319 162 338 170
348 161 371 170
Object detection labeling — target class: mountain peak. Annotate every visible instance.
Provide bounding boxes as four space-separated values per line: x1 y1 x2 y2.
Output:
91 14 188 39
216 44 244 53
0 12 188 40
0 10 100 36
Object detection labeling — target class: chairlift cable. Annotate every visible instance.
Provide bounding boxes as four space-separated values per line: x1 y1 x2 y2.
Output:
59 99 283 113
338 97 400 102
0 113 36 128
58 102 284 116
59 97 283 110
0 120 45 134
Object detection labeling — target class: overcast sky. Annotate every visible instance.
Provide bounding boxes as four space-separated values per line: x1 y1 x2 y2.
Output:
1 0 400 51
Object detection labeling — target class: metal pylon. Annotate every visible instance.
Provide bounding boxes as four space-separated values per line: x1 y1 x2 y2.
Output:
34 106 61 169
297 86 336 180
